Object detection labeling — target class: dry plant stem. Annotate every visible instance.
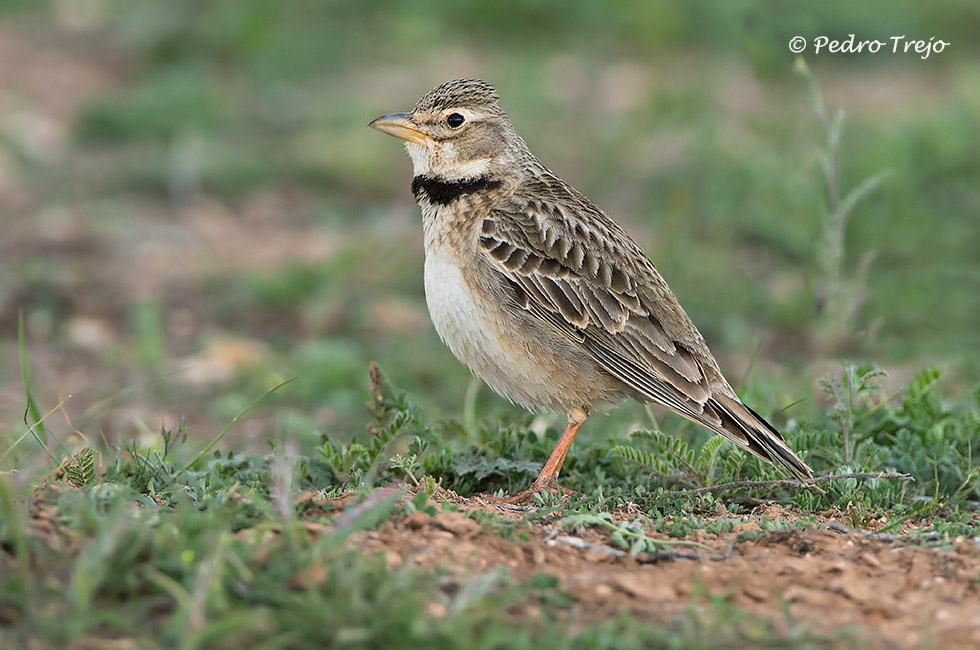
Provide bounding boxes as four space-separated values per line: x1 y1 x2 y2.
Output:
826 521 942 542
662 472 913 498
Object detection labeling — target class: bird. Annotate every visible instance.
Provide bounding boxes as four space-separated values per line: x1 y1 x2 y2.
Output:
369 78 813 503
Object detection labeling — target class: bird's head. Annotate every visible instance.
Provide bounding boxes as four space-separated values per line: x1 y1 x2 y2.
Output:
369 78 522 180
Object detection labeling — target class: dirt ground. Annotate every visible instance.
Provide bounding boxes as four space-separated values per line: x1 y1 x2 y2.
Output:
304 490 980 649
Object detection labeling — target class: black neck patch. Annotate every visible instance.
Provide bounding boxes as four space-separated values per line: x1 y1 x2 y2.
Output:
412 174 502 206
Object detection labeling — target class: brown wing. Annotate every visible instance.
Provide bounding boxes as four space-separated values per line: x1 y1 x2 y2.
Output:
480 180 813 481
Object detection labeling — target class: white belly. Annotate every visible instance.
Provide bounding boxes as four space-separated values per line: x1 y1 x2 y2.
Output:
423 250 559 410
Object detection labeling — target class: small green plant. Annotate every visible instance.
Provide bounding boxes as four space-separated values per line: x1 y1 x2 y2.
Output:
317 363 431 490
867 366 979 499
401 489 437 516
63 448 97 487
796 57 892 350
389 453 419 482
131 299 168 370
612 429 739 488
562 511 707 555
819 362 887 464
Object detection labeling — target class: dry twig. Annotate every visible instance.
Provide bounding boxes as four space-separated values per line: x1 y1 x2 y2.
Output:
826 520 943 542
661 471 913 498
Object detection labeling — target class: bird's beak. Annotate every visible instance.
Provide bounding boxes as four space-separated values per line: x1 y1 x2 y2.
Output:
368 112 431 146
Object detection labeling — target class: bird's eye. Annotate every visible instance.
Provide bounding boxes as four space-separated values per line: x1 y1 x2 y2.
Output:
446 113 465 128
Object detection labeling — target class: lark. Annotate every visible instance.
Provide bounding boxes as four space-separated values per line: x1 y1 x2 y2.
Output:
370 78 813 503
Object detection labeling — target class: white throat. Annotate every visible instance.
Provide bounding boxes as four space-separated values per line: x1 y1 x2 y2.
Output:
405 141 491 180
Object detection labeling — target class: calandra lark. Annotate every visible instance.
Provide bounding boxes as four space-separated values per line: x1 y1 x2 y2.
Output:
370 78 813 503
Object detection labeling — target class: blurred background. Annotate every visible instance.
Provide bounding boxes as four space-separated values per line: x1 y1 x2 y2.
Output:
1 0 977 453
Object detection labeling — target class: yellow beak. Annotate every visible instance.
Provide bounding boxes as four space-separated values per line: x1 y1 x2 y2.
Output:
368 112 431 146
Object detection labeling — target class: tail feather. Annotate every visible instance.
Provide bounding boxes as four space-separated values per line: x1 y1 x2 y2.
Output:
703 394 814 483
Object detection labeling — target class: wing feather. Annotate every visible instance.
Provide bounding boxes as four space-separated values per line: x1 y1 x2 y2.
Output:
480 195 714 412
478 180 812 481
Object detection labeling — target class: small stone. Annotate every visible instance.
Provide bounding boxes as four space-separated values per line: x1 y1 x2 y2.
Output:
434 511 480 536
742 583 769 602
860 551 881 568
404 510 431 530
825 561 847 574
732 522 762 534
532 546 546 565
610 572 675 601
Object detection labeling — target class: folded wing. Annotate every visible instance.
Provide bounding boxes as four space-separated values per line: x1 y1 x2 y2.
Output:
480 182 813 481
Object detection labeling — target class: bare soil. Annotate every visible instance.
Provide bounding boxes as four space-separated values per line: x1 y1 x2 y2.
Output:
311 490 980 650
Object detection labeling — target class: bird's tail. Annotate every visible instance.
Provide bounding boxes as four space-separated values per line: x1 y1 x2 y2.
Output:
703 394 814 483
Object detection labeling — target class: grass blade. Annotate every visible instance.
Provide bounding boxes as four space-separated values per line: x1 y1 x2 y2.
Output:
179 377 297 476
18 311 47 447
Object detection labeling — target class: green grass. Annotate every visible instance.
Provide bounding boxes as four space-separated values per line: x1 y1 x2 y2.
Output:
331 362 980 520
2 360 977 648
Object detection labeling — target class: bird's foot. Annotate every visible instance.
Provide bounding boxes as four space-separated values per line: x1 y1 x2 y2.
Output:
482 477 574 506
